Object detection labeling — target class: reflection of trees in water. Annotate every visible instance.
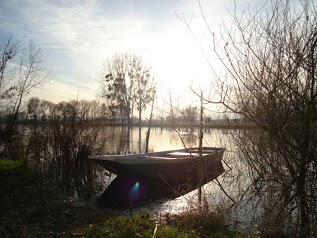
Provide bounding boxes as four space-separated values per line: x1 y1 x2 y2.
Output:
24 123 140 199
178 134 197 147
169 129 260 233
199 128 317 237
25 120 110 199
98 126 132 155
118 127 131 155
168 128 198 148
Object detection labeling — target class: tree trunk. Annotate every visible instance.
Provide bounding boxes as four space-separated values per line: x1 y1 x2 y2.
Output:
198 91 204 204
145 95 155 153
138 108 142 125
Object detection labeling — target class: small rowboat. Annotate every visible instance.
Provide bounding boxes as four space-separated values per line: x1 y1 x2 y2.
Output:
89 147 225 187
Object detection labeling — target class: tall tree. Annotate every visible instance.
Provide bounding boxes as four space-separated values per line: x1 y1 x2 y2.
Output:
27 97 41 120
180 105 198 126
100 52 156 127
39 99 54 120
131 56 156 124
198 0 317 236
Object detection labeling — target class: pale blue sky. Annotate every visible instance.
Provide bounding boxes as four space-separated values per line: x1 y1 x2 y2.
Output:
0 0 269 107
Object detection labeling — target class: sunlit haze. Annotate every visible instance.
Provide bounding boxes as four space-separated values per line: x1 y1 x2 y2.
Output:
0 0 267 112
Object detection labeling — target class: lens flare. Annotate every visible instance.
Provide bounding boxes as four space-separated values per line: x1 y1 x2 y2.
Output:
132 182 140 190
129 181 140 202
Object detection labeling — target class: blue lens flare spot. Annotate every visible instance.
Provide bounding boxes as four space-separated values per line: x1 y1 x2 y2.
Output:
130 181 140 202
132 182 140 190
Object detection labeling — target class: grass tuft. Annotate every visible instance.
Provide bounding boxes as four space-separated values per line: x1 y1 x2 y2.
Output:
162 202 246 238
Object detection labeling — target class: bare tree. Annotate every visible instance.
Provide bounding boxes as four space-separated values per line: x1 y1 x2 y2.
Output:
39 99 54 120
0 36 52 139
180 105 198 127
132 56 156 124
27 97 41 120
193 0 317 236
100 53 133 127
100 52 156 128
0 36 19 102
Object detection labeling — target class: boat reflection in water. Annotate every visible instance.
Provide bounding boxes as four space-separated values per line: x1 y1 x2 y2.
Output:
89 147 225 208
98 175 176 208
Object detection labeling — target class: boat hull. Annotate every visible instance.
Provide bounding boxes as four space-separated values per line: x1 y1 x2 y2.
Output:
90 147 225 187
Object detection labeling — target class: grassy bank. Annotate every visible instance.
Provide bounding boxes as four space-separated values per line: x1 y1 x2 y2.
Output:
0 160 246 237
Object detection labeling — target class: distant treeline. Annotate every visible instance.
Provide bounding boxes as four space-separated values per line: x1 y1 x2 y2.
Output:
0 97 251 128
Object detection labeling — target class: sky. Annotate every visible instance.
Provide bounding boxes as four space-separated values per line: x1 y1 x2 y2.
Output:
0 0 268 114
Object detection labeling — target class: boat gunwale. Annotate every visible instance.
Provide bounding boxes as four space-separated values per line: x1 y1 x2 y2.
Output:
89 147 225 165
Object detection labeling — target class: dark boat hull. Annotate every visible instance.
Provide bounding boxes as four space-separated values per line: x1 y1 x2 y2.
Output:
120 156 222 186
90 147 225 187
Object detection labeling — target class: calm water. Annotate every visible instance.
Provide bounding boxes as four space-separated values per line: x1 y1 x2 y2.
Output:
98 126 229 154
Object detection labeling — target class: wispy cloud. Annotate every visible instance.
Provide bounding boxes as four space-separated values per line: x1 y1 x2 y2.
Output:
1 0 155 91
0 0 256 103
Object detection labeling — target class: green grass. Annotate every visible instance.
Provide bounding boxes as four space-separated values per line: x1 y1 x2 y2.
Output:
0 159 247 237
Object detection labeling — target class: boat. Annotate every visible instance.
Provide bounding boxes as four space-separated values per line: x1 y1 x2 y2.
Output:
89 147 225 187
